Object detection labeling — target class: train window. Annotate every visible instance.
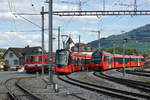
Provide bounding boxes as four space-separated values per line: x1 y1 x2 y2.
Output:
30 56 34 62
141 58 144 61
56 50 69 66
79 58 82 65
135 58 138 63
85 59 91 64
108 57 113 65
125 58 130 63
104 56 109 61
131 58 135 62
77 58 79 66
68 55 71 64
44 56 48 62
39 56 42 62
115 57 123 64
25 56 29 62
72 58 75 65
81 58 85 64
75 58 77 66
34 56 38 62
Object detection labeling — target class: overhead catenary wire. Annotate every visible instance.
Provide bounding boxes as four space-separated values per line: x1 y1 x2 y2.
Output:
7 0 17 31
18 15 41 29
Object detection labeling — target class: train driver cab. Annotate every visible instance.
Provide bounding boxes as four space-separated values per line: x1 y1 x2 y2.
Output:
92 50 103 64
56 49 69 68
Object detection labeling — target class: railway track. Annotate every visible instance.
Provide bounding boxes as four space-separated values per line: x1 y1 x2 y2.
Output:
124 70 150 77
134 70 150 73
42 77 87 100
58 74 149 100
93 72 150 93
5 77 42 100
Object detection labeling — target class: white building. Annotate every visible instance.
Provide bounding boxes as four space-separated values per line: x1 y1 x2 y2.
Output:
3 46 42 68
66 37 95 54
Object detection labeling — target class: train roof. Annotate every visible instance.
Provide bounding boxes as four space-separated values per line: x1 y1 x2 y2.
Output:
70 52 92 59
102 51 143 58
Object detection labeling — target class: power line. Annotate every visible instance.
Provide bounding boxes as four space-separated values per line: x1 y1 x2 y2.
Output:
18 15 41 28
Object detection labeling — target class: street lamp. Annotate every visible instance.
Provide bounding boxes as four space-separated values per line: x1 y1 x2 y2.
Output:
123 38 127 77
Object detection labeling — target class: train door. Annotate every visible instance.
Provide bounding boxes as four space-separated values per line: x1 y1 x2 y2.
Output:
108 56 112 69
72 57 75 72
111 57 115 68
138 57 140 66
104 56 110 69
81 58 85 71
73 57 77 72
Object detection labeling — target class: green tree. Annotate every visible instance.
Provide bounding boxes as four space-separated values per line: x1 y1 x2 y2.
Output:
0 54 3 59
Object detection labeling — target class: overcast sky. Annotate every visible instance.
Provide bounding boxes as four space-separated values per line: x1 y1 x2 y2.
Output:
1 0 150 51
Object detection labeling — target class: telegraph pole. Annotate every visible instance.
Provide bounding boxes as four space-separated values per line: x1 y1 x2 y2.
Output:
58 26 60 50
98 31 100 49
122 38 127 77
91 30 100 50
48 0 53 84
41 6 45 76
134 0 137 11
103 0 105 11
78 34 80 53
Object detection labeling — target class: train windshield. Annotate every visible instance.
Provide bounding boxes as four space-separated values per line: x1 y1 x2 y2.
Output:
56 50 69 67
92 51 102 64
25 56 29 62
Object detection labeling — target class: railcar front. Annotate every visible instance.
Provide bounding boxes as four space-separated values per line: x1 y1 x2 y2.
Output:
55 49 72 73
92 50 103 70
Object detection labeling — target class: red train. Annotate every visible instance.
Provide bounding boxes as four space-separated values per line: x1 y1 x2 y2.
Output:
56 49 92 73
24 54 55 73
92 50 144 71
55 49 144 73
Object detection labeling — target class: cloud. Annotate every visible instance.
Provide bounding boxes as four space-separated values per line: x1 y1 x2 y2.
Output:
0 0 150 50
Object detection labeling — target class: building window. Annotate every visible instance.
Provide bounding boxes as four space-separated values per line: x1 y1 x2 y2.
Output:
5 60 9 65
14 60 18 65
9 53 13 58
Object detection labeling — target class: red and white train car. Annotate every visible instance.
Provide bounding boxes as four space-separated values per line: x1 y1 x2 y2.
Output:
24 54 55 73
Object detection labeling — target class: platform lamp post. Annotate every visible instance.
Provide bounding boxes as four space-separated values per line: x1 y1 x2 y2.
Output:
122 38 127 77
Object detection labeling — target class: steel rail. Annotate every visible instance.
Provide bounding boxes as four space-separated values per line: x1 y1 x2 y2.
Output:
58 75 140 100
94 72 150 92
66 75 150 99
124 70 150 77
8 92 20 100
15 82 42 100
5 76 41 100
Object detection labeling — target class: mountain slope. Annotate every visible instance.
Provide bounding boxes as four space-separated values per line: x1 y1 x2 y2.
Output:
89 24 150 52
